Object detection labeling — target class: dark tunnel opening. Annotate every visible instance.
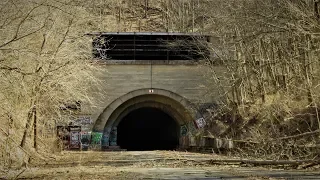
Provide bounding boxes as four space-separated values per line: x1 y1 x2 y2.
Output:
117 107 179 151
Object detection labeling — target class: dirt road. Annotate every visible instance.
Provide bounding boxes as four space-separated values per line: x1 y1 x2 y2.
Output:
2 151 320 179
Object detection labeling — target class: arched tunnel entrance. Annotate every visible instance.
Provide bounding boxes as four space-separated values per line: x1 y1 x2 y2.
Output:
117 107 179 151
93 89 200 151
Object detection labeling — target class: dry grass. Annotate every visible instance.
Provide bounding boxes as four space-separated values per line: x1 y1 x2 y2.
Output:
2 151 318 179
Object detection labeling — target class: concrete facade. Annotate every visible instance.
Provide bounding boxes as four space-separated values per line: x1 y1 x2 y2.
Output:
85 62 224 149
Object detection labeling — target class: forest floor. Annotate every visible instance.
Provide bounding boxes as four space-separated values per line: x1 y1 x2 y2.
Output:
1 151 320 179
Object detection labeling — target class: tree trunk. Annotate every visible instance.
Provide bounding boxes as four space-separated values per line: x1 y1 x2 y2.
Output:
33 107 37 150
144 0 148 18
314 0 320 21
20 110 34 148
20 105 36 148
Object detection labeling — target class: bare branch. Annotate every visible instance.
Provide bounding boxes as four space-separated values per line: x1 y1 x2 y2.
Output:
0 4 44 48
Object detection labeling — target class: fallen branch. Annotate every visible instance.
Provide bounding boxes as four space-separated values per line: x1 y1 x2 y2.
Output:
13 168 26 180
299 161 320 169
202 136 259 144
277 129 320 140
209 159 320 166
231 139 259 144
203 129 320 145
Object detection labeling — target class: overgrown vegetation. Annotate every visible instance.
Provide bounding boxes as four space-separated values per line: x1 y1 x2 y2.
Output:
1 0 320 172
134 0 320 160
0 0 103 169
199 0 320 160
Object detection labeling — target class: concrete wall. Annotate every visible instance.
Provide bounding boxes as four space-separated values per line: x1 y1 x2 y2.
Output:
75 62 226 132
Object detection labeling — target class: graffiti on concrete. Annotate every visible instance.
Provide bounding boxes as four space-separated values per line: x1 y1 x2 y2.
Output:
110 127 117 146
180 125 188 136
188 121 197 134
91 132 103 145
81 132 91 150
101 134 109 146
71 116 93 126
69 126 81 149
81 132 91 144
70 131 81 148
195 117 206 128
101 128 111 147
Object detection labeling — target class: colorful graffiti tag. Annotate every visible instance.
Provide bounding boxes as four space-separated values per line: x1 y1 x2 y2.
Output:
81 132 91 150
91 132 103 145
195 117 206 128
101 134 110 146
81 132 91 143
101 128 111 147
69 126 81 149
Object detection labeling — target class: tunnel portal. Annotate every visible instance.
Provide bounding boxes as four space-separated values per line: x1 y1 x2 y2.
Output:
93 88 199 150
117 107 179 151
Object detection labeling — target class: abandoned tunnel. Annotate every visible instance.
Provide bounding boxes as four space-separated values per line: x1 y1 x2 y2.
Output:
117 107 179 151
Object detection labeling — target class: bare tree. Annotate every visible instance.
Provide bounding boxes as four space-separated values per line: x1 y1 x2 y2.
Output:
0 0 103 168
196 0 320 160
